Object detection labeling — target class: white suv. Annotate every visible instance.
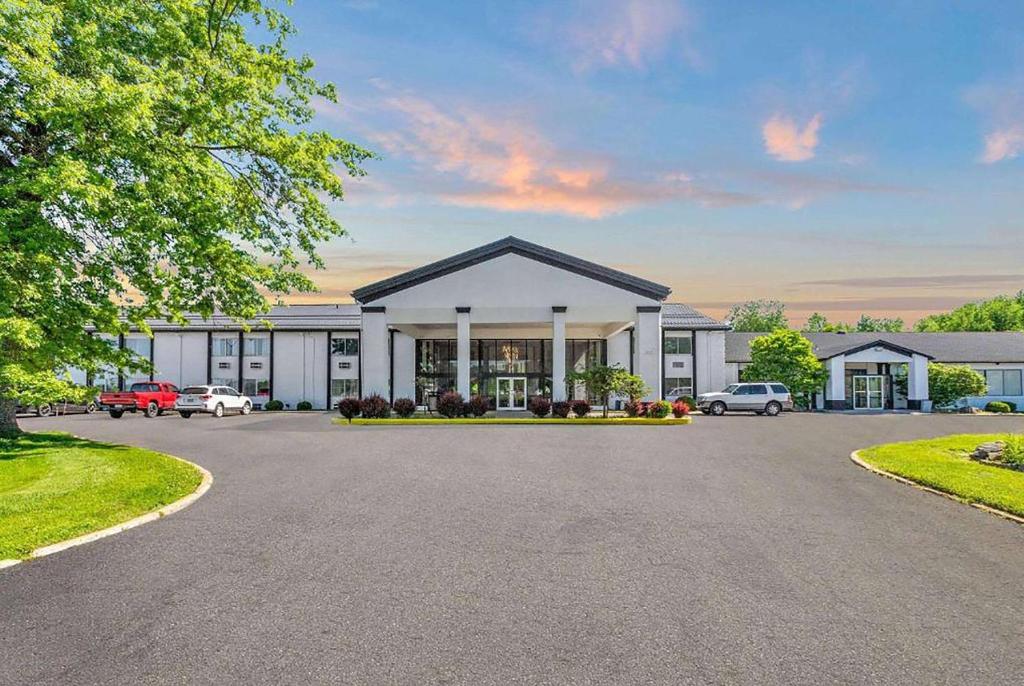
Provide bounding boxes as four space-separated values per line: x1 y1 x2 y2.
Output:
697 383 793 416
177 385 252 418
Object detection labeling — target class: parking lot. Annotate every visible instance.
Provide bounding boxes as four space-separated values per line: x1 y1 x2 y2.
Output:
3 411 1024 684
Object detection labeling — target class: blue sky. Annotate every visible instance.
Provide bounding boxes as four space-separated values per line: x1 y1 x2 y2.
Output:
280 0 1024 325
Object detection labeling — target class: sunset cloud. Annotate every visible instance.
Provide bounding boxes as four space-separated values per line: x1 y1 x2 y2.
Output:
762 113 823 162
980 126 1024 163
368 92 754 218
565 0 696 72
964 76 1024 164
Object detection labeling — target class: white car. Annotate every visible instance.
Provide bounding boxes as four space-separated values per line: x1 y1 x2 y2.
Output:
697 382 793 416
176 385 252 418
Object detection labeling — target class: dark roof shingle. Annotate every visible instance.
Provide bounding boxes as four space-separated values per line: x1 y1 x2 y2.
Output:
725 331 1024 363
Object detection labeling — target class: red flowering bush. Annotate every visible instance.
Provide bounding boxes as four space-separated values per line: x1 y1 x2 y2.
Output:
467 395 490 417
337 397 362 422
392 397 416 418
648 400 671 419
437 391 465 418
671 400 690 418
529 396 551 417
551 401 572 418
624 400 641 417
360 394 391 419
571 400 591 418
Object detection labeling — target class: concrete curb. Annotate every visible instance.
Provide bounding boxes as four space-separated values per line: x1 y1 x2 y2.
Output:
849 449 1024 526
0 450 213 571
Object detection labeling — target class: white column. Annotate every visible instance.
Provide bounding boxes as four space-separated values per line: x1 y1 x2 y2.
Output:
552 307 567 401
456 307 471 399
635 306 661 401
828 355 846 409
908 354 929 410
360 306 389 398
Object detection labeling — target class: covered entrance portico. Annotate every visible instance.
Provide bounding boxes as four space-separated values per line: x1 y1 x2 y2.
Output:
822 340 932 411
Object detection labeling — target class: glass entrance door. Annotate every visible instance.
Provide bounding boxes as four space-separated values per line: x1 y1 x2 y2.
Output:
497 377 527 410
853 375 885 410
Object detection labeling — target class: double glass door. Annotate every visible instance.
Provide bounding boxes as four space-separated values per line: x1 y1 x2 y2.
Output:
853 375 885 410
496 377 527 410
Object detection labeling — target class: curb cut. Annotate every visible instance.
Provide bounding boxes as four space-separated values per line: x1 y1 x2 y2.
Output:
0 450 213 571
849 449 1024 526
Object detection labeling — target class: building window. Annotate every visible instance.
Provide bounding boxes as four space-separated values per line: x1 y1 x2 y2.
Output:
123 337 151 358
663 334 692 355
984 369 1023 396
212 337 237 357
664 377 693 397
242 378 270 397
211 377 236 389
243 336 268 356
331 337 359 356
331 378 359 399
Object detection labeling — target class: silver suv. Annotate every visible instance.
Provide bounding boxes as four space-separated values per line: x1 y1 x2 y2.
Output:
697 383 793 416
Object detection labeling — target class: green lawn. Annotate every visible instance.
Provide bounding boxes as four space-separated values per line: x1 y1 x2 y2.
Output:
336 416 692 426
0 432 203 559
858 434 1024 518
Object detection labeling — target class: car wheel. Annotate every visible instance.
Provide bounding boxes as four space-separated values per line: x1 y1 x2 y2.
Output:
144 401 159 418
700 409 710 415
36 404 53 417
180 411 192 419
765 401 782 417
709 401 727 416
86 402 97 414
109 410 124 419
213 403 224 418
241 402 251 416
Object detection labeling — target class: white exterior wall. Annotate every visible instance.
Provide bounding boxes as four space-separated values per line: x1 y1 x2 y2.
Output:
634 310 661 401
694 330 726 396
153 332 208 388
392 332 416 401
360 310 390 398
272 332 328 409
958 363 1024 409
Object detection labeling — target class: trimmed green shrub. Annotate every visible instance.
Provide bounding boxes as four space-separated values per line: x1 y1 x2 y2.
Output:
467 395 490 417
361 394 391 419
1003 435 1024 466
296 400 313 411
264 399 284 411
986 401 1013 413
570 399 591 418
528 396 551 418
392 398 416 418
551 401 572 418
337 397 362 422
648 400 671 419
437 391 464 418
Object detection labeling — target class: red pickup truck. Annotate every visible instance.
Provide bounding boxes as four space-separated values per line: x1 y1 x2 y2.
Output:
100 381 179 418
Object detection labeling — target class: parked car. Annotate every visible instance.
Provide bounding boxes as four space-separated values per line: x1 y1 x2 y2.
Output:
697 383 793 416
99 381 179 418
176 385 252 418
665 386 693 402
17 395 102 417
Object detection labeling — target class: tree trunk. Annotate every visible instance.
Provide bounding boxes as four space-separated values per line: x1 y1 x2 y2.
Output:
0 395 21 436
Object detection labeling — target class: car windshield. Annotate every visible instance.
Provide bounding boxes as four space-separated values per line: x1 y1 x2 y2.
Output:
182 387 207 394
129 383 154 392
722 384 739 393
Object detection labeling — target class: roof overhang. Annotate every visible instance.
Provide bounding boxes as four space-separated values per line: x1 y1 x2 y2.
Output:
821 339 935 361
351 236 672 303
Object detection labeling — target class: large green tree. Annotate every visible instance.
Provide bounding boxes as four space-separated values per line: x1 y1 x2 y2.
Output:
727 299 788 332
565 364 648 417
742 329 828 406
915 292 1024 332
0 0 372 434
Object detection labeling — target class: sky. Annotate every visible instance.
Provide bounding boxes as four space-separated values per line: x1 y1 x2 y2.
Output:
280 0 1024 326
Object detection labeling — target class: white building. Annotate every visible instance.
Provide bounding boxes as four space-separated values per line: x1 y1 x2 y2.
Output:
96 237 1024 411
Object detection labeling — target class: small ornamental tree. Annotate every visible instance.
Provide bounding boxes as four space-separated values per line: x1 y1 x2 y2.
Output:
337 397 361 422
743 330 828 407
565 364 649 417
928 363 986 407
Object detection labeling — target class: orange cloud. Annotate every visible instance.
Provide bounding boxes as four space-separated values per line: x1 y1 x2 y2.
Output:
762 113 823 162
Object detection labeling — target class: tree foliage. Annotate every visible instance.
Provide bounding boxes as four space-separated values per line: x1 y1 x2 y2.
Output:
803 312 903 332
565 364 648 417
915 292 1024 332
727 300 788 332
742 330 828 404
928 363 987 407
0 0 372 433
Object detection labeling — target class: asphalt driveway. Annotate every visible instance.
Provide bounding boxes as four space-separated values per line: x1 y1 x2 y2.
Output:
3 411 1024 685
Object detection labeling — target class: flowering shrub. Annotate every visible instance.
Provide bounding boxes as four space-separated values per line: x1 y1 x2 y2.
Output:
392 397 416 418
337 397 361 421
551 401 572 418
467 395 490 417
624 400 641 417
529 396 551 417
296 400 313 411
437 391 465 418
648 400 671 419
671 400 690 418
361 394 391 419
677 396 696 411
571 400 591 418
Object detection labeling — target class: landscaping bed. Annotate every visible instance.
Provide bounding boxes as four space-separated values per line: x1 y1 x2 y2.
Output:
856 434 1024 519
336 416 692 426
0 432 204 559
